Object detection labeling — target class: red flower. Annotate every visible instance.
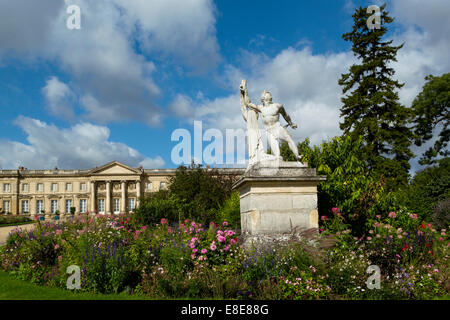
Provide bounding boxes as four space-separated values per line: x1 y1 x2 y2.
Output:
420 223 425 229
426 243 430 248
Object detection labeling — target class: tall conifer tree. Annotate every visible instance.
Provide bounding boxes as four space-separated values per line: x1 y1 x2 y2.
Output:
338 4 413 189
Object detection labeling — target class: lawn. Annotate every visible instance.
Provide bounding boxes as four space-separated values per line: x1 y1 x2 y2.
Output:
0 221 37 228
0 270 149 300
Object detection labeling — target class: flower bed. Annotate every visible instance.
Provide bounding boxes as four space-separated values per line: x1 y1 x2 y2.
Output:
0 212 448 299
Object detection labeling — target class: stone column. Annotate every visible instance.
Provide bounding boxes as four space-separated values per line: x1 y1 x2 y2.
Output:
121 180 126 213
136 179 141 207
31 197 36 215
74 196 80 214
106 181 111 214
90 181 96 213
44 196 51 214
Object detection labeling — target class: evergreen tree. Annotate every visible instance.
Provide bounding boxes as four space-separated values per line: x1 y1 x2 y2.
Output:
338 4 413 190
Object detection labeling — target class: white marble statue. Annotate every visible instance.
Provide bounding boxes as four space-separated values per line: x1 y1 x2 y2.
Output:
240 80 302 162
240 80 265 166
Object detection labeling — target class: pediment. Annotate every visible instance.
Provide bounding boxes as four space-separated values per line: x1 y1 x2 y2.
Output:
89 161 140 175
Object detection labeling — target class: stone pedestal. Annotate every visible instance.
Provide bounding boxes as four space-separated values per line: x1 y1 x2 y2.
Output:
233 161 326 248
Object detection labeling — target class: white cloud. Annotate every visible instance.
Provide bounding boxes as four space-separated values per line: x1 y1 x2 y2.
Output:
115 0 220 73
0 117 164 170
42 76 76 120
0 0 220 124
169 94 195 118
139 156 165 169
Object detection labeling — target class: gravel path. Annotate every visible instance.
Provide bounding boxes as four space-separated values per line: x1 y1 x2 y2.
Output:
0 224 36 246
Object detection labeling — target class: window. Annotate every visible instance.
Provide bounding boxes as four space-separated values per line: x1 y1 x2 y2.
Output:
51 183 58 192
37 183 44 192
65 199 72 213
128 198 136 212
36 200 44 214
51 200 58 214
3 201 10 213
98 199 105 214
4 183 11 192
160 182 167 190
80 199 87 213
80 183 86 191
147 182 153 191
113 199 120 214
22 183 29 192
21 200 29 213
66 183 72 191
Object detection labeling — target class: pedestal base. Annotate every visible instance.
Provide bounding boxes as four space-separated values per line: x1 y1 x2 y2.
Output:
233 161 326 248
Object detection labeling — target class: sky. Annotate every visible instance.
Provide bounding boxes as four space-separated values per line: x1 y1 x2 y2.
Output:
0 0 449 173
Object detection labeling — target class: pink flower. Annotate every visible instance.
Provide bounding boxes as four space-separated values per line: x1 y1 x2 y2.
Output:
141 226 148 231
210 244 217 251
224 245 230 252
160 218 168 225
331 207 339 214
191 254 196 259
217 230 224 236
367 236 372 241
409 213 418 219
222 221 229 227
388 211 396 218
230 238 237 244
369 230 374 234
201 249 207 254
56 229 62 235
191 222 196 227
226 230 235 237
321 216 327 221
54 244 60 250
217 235 226 243
375 215 381 219
192 248 198 253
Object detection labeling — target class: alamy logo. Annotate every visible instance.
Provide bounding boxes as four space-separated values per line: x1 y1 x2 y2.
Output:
366 265 381 289
367 5 381 30
66 5 81 30
66 265 81 290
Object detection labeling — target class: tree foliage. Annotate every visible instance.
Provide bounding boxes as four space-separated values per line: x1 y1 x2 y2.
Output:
298 135 398 236
338 4 413 190
412 73 450 165
135 163 239 225
398 157 450 221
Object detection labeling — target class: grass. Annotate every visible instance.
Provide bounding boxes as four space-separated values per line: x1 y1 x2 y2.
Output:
0 221 37 228
0 270 150 300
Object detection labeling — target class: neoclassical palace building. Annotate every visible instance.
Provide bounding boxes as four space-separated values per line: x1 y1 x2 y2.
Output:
0 161 243 216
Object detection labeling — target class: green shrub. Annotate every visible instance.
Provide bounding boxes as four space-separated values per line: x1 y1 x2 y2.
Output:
159 247 190 275
299 135 400 236
168 163 236 223
216 191 240 229
398 157 450 221
134 191 179 225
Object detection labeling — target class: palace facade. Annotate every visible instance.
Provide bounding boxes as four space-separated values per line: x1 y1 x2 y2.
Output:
0 161 243 215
